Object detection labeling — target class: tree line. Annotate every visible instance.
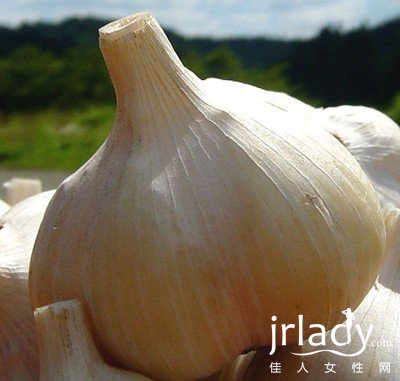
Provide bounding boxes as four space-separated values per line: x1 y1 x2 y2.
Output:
0 16 399 116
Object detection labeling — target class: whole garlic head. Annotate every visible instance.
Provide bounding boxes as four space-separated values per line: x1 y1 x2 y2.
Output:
30 13 385 381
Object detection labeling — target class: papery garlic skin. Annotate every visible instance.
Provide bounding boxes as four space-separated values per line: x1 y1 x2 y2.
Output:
318 106 400 209
30 13 386 381
0 190 54 381
35 299 154 381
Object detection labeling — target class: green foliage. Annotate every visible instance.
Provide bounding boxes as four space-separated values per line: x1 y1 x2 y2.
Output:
386 92 400 124
0 17 399 113
202 46 243 79
0 18 107 57
182 49 318 106
288 20 400 107
0 17 398 169
0 106 114 169
237 63 320 106
0 46 62 111
0 45 113 112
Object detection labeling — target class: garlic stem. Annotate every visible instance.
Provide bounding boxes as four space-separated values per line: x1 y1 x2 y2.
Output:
99 12 202 120
34 299 153 381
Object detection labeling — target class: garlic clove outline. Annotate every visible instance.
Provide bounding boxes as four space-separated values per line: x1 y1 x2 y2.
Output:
30 12 386 381
0 190 55 381
34 299 154 381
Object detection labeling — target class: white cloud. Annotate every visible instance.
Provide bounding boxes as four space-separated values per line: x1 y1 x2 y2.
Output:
0 0 399 37
273 0 367 37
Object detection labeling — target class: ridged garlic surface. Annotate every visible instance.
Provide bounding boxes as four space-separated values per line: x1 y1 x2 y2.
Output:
203 81 400 211
30 13 385 381
207 208 400 381
0 190 54 381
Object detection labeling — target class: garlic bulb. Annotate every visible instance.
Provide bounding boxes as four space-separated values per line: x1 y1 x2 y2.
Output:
30 12 385 381
0 190 54 381
0 198 9 216
208 208 400 381
35 299 153 381
318 106 400 209
3 177 43 206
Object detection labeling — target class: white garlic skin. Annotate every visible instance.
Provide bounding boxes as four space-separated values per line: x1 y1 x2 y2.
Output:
318 106 400 209
202 77 315 120
30 13 385 381
0 198 9 217
0 190 54 381
203 79 400 211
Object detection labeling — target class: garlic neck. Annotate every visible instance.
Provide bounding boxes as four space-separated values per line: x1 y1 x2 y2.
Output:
99 12 202 127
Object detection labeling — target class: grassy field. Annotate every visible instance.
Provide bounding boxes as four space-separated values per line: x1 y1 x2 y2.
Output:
0 106 114 170
0 101 398 171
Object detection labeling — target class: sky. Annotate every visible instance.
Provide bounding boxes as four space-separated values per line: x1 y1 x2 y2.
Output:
1 0 400 38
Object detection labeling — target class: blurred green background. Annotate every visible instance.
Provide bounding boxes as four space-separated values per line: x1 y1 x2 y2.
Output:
0 17 399 170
